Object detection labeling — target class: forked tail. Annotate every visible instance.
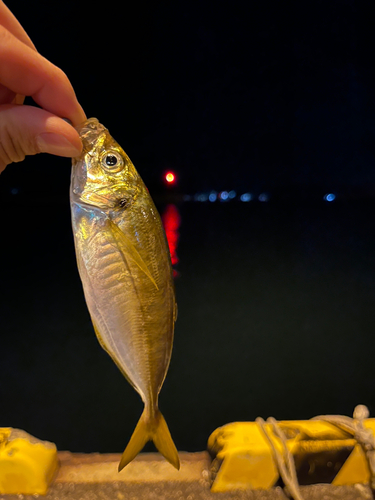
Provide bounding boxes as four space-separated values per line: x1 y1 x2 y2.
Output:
118 407 180 472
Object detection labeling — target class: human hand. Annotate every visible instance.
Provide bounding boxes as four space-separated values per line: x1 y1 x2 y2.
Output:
0 1 86 173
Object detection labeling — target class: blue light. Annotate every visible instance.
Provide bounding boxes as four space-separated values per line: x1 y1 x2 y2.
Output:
258 193 269 202
194 193 208 202
220 191 229 201
324 193 336 202
209 192 217 202
240 193 252 202
10 188 18 195
228 190 237 199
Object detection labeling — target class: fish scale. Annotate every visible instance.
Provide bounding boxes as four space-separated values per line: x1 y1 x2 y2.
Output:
80 216 158 404
70 118 179 472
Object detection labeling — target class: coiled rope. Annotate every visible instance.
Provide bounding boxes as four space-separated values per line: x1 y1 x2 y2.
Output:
313 404 375 490
256 405 374 500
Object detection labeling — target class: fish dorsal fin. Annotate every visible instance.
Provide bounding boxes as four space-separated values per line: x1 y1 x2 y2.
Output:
107 219 159 291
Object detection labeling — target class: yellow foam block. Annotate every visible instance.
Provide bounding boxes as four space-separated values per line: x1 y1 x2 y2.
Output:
333 419 375 486
0 428 59 495
208 419 375 492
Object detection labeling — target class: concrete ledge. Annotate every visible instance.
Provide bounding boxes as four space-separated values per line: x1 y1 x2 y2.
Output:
0 451 374 499
55 451 211 483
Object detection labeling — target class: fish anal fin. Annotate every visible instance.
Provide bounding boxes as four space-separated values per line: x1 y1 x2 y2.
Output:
92 321 110 354
91 319 137 391
107 219 159 291
118 408 180 472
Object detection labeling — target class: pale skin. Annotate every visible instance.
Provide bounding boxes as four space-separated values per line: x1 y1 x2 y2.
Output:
0 1 86 173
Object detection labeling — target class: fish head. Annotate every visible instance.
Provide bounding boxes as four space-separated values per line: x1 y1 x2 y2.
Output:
71 118 142 210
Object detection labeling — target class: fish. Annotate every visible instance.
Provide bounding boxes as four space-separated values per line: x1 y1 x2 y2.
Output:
70 118 179 471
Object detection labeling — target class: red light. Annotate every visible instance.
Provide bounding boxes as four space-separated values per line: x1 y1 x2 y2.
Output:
162 204 181 267
165 172 175 183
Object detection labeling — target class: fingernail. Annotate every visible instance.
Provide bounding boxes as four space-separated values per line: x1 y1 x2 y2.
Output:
36 133 81 157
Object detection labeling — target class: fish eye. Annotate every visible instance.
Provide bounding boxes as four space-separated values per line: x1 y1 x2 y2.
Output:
105 154 118 166
100 151 124 173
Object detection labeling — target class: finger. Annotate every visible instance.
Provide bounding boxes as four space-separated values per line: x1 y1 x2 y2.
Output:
0 82 15 103
0 25 86 125
0 82 24 104
0 2 40 108
0 1 36 50
0 104 82 173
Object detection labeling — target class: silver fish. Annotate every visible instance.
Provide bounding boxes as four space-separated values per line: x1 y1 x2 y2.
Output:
70 118 179 471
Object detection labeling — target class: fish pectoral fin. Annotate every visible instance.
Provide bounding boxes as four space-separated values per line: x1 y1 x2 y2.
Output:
118 408 180 472
107 219 159 291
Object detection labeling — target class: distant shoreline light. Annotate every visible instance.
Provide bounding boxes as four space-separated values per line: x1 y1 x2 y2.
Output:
172 189 340 203
240 193 252 202
324 193 336 202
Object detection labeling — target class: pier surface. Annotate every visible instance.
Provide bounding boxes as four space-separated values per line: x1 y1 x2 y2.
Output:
0 451 373 499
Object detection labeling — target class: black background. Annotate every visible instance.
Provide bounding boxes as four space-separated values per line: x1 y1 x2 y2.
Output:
2 0 375 195
1 0 375 454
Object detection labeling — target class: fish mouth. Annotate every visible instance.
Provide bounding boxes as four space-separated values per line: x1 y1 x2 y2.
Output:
71 118 107 198
75 118 108 153
70 157 87 199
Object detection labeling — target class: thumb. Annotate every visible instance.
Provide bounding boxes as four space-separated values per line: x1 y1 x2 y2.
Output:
0 104 83 173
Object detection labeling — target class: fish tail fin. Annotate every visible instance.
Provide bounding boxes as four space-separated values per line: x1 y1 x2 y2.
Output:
152 408 180 470
118 409 149 472
118 407 180 472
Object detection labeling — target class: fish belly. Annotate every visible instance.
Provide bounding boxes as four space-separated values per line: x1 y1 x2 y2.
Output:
72 206 174 404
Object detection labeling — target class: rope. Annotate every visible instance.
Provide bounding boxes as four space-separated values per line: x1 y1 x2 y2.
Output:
256 405 375 499
312 404 375 490
256 416 305 500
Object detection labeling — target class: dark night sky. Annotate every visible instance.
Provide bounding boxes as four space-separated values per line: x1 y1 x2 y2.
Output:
2 0 375 195
1 0 375 455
